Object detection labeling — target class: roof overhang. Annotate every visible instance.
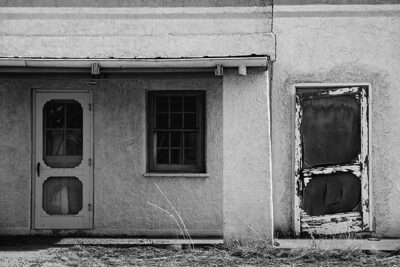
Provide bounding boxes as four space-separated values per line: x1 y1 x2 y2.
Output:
0 56 270 76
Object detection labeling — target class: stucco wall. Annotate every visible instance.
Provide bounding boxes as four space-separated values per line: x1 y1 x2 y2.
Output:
0 74 223 236
272 4 400 237
223 68 273 243
0 1 274 59
93 76 223 236
0 82 31 234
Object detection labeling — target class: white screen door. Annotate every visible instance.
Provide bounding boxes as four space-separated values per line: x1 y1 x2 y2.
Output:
294 85 370 236
34 91 93 229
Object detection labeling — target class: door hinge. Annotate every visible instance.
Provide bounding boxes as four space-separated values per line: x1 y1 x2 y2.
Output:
89 103 92 111
88 158 92 166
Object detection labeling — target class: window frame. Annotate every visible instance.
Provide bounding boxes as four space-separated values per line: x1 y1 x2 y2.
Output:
147 90 205 173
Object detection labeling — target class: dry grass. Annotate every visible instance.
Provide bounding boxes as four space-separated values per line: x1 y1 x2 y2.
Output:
147 183 194 250
2 242 400 267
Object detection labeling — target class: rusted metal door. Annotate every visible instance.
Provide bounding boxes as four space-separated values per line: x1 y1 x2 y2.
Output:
294 85 370 236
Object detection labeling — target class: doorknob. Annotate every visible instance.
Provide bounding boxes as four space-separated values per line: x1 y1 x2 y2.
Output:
37 162 40 177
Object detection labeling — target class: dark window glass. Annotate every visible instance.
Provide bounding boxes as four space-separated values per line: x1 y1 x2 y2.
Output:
149 91 204 172
184 132 197 148
170 114 183 129
184 149 197 165
171 149 182 164
184 113 197 129
170 97 183 112
156 113 169 129
171 132 182 147
156 96 169 112
66 102 83 128
46 102 65 128
157 149 169 164
66 130 83 155
301 95 360 168
46 130 64 155
43 100 83 168
157 132 169 148
184 97 197 112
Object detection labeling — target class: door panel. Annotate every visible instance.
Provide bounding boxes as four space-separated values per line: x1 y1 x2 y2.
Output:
294 86 370 236
34 91 92 229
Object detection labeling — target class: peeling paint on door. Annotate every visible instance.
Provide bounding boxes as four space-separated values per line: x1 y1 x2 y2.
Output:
294 84 370 236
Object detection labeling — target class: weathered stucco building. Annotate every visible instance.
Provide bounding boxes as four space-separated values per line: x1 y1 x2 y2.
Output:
0 0 399 243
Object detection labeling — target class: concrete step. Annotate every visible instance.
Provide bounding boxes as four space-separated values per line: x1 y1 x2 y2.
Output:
55 238 223 246
275 238 400 251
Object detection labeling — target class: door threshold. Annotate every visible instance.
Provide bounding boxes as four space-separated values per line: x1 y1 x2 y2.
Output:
275 238 400 251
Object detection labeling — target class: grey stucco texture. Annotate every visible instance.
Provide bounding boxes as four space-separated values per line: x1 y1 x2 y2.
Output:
0 84 31 231
0 75 223 236
272 8 400 237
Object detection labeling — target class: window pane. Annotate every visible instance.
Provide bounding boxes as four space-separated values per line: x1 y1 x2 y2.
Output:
42 177 83 215
46 130 64 155
184 113 197 129
184 149 197 165
170 114 183 129
155 96 169 112
171 149 182 164
157 149 169 164
184 132 197 148
156 113 169 128
170 97 183 112
184 96 197 112
157 132 169 148
66 130 83 155
66 102 83 128
171 132 182 148
45 102 65 128
302 173 361 216
301 95 361 168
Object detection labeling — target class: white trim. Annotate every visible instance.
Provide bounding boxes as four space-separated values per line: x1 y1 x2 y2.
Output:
294 83 370 88
0 6 270 14
143 173 210 178
0 57 268 69
274 4 400 12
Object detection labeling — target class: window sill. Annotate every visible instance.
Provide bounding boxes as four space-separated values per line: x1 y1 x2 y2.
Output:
143 173 209 178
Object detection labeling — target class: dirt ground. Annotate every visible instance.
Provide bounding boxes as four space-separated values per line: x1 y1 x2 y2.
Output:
1 238 400 266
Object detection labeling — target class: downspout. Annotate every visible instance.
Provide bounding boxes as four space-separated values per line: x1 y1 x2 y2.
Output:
268 0 276 243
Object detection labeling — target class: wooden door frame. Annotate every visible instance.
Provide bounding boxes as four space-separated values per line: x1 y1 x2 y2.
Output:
292 83 373 236
31 89 94 230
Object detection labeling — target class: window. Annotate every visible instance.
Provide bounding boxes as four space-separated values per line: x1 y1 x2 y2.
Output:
148 91 205 173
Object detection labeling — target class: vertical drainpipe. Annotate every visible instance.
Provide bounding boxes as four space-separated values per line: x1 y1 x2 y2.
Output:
269 0 276 243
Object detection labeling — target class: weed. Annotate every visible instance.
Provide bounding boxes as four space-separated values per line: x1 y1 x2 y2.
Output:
147 183 194 250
